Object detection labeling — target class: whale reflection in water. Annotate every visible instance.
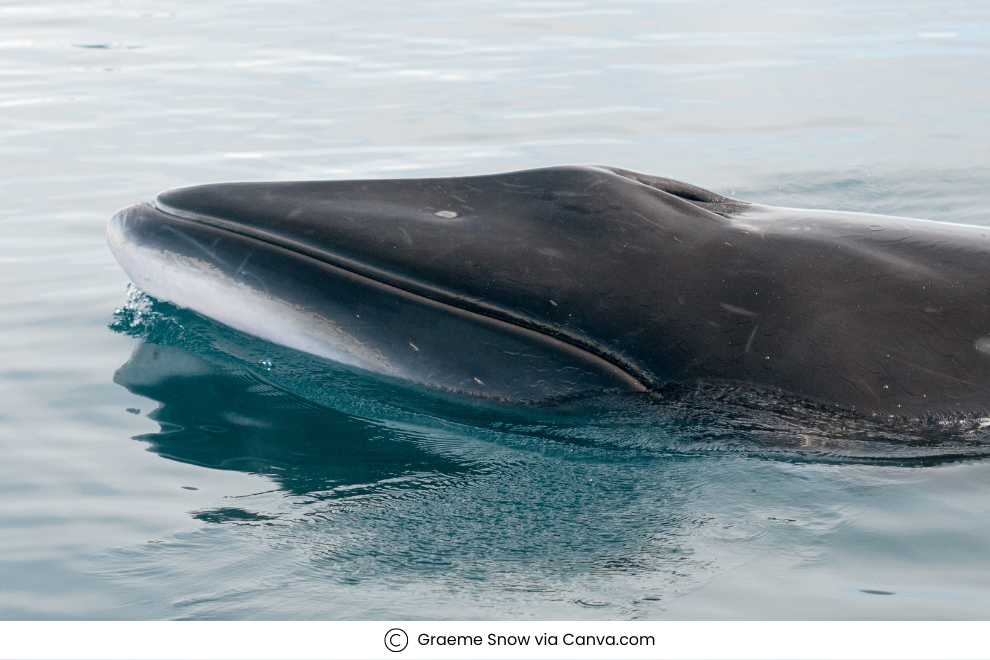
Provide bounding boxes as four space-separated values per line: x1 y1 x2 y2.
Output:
113 341 474 498
108 335 721 617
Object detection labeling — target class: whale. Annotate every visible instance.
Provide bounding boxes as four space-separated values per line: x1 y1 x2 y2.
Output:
107 165 990 418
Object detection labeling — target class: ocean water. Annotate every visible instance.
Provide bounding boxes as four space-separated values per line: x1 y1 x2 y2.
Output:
2 0 990 619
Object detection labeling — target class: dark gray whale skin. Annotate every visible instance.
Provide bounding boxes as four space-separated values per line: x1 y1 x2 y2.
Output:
108 165 990 417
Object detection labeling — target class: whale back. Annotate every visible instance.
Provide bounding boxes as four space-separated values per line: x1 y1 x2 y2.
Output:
131 165 990 416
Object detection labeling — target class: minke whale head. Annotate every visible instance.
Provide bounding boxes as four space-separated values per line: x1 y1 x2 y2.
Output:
108 165 990 417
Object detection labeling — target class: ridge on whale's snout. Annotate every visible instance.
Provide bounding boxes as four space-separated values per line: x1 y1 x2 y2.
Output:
108 165 990 417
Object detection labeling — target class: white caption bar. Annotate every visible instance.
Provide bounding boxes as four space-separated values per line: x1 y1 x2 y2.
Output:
1 621 988 660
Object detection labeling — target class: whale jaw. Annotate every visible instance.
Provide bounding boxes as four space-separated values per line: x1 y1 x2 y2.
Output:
106 200 646 400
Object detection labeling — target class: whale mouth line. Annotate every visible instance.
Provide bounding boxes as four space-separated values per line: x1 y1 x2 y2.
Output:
150 199 654 391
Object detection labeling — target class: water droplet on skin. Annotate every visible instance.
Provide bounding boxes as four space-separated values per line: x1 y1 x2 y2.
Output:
259 359 272 369
434 210 458 219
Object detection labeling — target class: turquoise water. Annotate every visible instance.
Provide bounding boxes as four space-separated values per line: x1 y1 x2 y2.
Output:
2 0 990 619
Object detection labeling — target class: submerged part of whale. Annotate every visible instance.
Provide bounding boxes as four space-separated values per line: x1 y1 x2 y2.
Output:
107 165 990 417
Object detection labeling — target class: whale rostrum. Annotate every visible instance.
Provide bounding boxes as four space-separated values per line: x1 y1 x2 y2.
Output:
107 165 990 417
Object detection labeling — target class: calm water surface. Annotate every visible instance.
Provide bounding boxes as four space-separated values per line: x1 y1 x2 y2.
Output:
2 0 990 619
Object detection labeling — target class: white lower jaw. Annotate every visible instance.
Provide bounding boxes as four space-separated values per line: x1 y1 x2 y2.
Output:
106 221 396 377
